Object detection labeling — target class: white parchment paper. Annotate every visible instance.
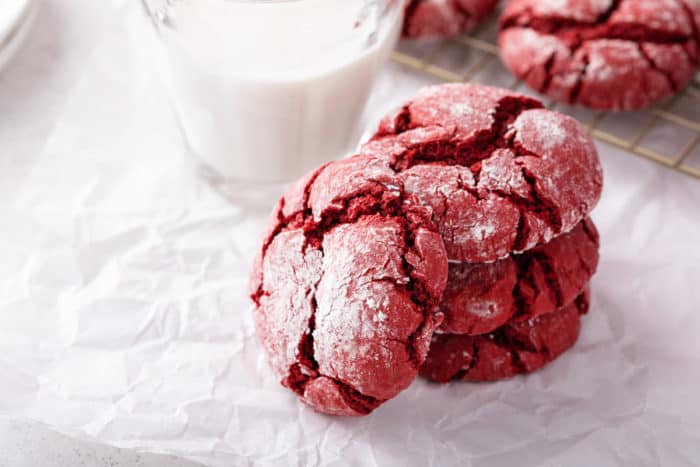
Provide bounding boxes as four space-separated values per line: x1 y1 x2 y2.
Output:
1 1 700 466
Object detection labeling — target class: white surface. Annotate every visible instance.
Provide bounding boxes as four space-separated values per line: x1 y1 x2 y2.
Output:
0 0 35 72
152 0 402 182
0 0 31 43
0 417 203 467
1 1 700 467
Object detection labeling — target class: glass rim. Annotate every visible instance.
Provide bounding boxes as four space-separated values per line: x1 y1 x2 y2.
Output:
205 0 396 3
141 0 401 28
144 0 398 6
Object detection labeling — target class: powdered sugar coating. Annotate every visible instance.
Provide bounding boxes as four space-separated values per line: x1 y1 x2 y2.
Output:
439 218 599 335
573 40 672 110
612 0 696 35
512 109 602 236
254 230 323 377
400 163 522 263
251 156 448 416
642 41 700 89
513 0 613 22
314 219 423 400
308 156 400 222
362 83 603 263
402 0 498 40
421 290 590 383
441 258 518 335
499 0 700 110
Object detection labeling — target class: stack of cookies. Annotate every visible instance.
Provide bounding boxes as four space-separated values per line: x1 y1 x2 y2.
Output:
420 219 598 383
250 83 603 416
360 84 602 384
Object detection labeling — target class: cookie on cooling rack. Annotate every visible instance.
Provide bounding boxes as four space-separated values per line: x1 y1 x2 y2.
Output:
499 0 700 110
402 0 498 40
361 83 603 263
439 218 599 335
250 156 448 416
421 290 590 383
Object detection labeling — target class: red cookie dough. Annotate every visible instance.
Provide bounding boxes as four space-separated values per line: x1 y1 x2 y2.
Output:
250 155 448 416
440 218 599 335
361 83 603 263
499 0 700 110
421 290 590 383
402 0 498 39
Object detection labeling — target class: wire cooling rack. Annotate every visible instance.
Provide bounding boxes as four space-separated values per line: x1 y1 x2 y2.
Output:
392 15 700 180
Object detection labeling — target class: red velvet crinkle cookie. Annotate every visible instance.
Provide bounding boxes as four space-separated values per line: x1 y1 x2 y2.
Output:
499 0 700 110
440 218 599 335
421 290 590 383
361 83 603 263
402 0 498 39
250 155 448 416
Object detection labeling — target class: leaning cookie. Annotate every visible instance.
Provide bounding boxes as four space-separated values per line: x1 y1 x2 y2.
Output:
402 0 498 40
421 290 590 383
440 218 599 335
361 83 603 263
250 155 448 416
499 0 700 110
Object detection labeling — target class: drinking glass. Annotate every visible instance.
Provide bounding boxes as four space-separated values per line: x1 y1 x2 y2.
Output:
141 0 404 202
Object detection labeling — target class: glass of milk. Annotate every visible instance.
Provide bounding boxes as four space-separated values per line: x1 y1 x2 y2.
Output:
142 0 404 195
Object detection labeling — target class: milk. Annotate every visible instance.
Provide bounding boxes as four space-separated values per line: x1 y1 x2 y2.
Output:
155 0 403 183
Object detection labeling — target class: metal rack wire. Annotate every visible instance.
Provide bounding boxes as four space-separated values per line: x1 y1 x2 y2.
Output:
392 16 700 180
